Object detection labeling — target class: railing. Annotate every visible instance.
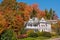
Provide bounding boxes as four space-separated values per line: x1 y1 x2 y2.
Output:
25 26 38 29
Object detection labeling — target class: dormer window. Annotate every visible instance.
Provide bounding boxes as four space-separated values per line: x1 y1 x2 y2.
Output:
33 24 37 26
41 25 45 27
28 23 32 26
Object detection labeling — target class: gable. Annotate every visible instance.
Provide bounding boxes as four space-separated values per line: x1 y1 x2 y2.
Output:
40 18 46 22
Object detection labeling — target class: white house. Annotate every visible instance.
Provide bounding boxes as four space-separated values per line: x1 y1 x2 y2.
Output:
38 18 51 32
25 17 57 32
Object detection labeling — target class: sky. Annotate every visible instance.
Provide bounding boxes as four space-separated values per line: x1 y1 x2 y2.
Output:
0 0 60 19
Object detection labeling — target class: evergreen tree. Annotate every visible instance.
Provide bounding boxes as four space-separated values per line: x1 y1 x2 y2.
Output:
45 9 50 19
49 8 53 19
30 8 37 18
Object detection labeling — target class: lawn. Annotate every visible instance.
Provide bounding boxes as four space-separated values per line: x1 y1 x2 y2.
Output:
19 37 50 40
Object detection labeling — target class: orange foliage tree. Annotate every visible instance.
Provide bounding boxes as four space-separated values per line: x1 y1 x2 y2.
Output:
0 14 8 34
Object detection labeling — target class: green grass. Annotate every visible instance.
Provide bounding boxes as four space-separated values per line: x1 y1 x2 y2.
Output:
19 37 50 40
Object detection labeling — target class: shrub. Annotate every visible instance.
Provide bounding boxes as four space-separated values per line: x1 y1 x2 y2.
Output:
1 29 17 40
26 30 52 38
20 28 26 34
28 32 38 38
26 30 34 35
51 32 57 37
17 34 28 39
36 31 42 36
40 32 52 38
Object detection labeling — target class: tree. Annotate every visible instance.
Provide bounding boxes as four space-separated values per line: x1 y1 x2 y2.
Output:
49 8 53 19
30 9 37 18
1 29 17 40
45 8 58 20
17 2 27 11
56 20 60 35
0 14 8 35
1 0 17 11
23 10 30 21
52 11 58 20
45 9 50 19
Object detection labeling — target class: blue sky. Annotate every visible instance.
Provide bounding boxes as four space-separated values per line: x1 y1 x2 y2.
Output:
0 0 60 19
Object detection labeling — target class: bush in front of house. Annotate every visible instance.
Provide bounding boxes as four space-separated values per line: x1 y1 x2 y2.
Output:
39 32 52 38
20 28 26 34
26 30 52 38
17 34 28 39
26 30 38 37
26 30 34 35
51 32 58 37
28 32 38 38
35 31 52 38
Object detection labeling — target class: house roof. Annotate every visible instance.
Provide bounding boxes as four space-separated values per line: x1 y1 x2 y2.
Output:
39 18 46 22
28 19 33 24
26 17 57 25
47 20 57 24
32 17 39 23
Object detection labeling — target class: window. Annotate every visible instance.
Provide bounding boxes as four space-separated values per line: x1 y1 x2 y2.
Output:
33 23 38 26
28 23 32 26
41 25 45 27
33 24 37 26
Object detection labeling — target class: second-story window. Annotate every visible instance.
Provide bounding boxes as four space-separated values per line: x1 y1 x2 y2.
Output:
28 23 32 26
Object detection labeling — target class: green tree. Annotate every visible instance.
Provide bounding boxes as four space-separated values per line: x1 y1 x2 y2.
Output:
45 9 50 19
30 9 37 18
49 8 53 19
45 8 58 20
1 29 17 40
